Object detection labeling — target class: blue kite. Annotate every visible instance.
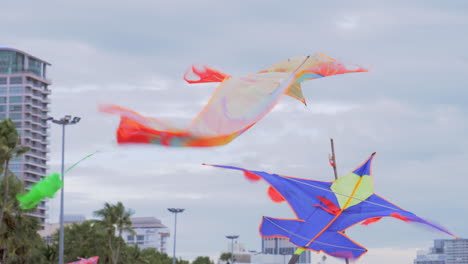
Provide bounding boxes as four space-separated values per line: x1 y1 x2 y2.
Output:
205 153 458 260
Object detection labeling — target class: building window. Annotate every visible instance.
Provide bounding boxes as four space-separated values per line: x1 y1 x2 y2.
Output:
0 97 6 103
0 87 6 95
137 235 144 244
9 77 22 84
9 105 22 112
13 122 21 128
127 235 134 241
0 78 6 85
0 106 5 112
0 113 5 120
9 86 23 94
9 113 22 120
9 96 22 103
28 58 42 76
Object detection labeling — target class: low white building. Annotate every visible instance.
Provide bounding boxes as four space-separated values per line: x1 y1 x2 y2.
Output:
123 217 170 253
261 238 311 264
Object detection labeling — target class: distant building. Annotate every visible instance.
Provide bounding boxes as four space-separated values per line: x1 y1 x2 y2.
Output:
445 239 468 264
216 238 311 264
63 214 86 224
414 239 468 264
123 217 170 253
0 47 51 225
39 214 86 244
261 238 311 264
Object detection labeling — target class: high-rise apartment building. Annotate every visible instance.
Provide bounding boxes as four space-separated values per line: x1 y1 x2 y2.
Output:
0 47 51 224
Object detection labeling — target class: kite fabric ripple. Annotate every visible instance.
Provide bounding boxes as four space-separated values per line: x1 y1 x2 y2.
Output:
205 153 458 260
100 53 368 147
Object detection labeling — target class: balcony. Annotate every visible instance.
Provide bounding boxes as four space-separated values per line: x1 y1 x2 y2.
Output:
23 71 52 85
24 166 46 175
23 174 40 183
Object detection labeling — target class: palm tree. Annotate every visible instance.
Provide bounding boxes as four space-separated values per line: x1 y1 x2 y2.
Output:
0 118 30 226
94 201 134 264
0 170 44 263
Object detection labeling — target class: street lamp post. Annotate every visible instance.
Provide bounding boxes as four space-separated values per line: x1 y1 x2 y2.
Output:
168 208 184 264
226 235 239 264
48 115 81 264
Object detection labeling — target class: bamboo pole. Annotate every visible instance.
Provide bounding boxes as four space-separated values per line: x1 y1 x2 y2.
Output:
329 138 349 264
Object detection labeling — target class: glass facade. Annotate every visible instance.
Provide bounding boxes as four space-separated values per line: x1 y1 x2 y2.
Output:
9 96 22 103
0 50 24 74
28 58 42 77
9 86 23 94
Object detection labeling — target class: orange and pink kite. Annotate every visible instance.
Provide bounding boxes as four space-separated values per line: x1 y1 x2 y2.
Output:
101 53 367 147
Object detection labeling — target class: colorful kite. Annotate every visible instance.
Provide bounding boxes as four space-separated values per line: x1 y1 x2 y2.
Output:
205 153 458 260
16 152 97 210
101 53 367 147
66 256 99 264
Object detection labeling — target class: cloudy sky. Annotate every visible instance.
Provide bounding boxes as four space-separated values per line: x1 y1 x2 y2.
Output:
2 0 468 263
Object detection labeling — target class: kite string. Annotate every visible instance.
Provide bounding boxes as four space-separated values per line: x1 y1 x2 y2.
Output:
263 217 366 251
64 151 99 174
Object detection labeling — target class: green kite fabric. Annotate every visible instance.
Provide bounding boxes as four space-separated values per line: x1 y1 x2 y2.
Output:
17 173 63 209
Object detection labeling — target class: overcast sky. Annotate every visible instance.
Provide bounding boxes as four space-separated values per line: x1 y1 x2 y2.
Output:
2 0 468 263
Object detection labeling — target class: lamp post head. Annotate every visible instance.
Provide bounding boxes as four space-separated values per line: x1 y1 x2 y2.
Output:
71 116 81 124
48 115 82 125
226 235 239 239
168 208 185 213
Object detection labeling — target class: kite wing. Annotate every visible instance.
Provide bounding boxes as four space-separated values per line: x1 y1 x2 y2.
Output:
203 164 336 220
206 153 457 260
332 193 457 237
102 53 367 147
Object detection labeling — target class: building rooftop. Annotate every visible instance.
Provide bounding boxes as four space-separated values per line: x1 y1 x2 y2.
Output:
0 47 51 65
131 217 167 228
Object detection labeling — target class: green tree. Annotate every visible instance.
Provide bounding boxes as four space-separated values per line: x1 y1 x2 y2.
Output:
0 118 30 225
192 256 213 264
219 252 232 262
55 220 108 263
94 201 134 264
0 171 46 263
41 244 58 264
